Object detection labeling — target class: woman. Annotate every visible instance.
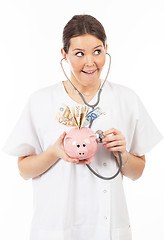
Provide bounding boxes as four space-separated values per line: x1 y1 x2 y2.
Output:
4 15 162 240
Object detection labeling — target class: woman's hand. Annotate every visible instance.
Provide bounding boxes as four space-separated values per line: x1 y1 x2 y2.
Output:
49 132 91 165
101 128 127 160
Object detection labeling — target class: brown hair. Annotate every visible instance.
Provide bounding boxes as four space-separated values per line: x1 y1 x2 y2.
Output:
62 14 107 53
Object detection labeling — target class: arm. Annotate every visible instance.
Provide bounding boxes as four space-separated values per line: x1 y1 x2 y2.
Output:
116 151 145 181
18 132 91 180
102 128 145 181
18 148 59 180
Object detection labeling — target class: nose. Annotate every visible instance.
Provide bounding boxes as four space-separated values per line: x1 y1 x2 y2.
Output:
79 152 85 156
85 55 95 67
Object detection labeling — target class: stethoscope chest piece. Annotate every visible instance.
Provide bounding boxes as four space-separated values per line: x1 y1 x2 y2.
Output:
96 130 105 143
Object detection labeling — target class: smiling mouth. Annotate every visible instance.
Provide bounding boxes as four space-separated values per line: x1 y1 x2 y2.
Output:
81 69 97 75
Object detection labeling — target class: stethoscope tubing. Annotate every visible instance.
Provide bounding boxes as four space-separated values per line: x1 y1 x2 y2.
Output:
86 151 122 180
60 53 123 180
60 53 111 106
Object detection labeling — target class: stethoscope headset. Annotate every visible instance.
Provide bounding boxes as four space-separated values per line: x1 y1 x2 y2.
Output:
60 53 122 180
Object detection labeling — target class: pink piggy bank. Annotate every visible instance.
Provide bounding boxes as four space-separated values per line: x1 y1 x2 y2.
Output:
64 127 98 161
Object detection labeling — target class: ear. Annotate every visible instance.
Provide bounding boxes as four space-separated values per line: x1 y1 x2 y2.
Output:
64 136 73 145
61 48 67 59
89 134 97 142
105 43 108 52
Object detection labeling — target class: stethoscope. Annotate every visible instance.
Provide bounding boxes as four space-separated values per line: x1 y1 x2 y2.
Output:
60 53 122 180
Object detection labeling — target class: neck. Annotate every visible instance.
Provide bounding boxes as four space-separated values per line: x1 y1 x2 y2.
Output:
70 75 101 97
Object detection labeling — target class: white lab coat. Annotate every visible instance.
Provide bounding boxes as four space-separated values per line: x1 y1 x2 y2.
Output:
3 81 162 240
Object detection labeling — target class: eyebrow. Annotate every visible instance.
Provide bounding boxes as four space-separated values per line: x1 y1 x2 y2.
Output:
72 45 103 52
94 45 103 49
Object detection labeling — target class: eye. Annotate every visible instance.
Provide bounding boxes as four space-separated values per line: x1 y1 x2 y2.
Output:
75 52 84 57
77 144 80 148
83 144 86 147
94 49 101 55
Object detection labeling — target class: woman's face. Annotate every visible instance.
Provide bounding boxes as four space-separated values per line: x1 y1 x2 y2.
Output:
62 34 107 88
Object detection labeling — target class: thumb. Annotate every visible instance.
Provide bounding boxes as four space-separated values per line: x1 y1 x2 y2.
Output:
59 131 67 143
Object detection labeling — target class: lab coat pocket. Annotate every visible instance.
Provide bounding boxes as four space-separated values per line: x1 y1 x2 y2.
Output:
111 226 132 240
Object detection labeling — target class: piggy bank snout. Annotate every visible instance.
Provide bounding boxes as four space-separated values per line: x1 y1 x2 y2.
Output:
77 144 88 157
77 144 87 157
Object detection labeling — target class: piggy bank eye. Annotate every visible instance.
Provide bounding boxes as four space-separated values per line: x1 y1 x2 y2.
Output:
83 144 86 147
77 144 80 148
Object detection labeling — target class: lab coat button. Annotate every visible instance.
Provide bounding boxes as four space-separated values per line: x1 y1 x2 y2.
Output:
103 190 107 193
103 163 107 166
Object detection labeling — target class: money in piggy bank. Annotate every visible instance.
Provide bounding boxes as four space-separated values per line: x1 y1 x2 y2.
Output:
64 127 98 161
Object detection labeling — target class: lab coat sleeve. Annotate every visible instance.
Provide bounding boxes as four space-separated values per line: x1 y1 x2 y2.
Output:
129 95 162 156
3 95 42 157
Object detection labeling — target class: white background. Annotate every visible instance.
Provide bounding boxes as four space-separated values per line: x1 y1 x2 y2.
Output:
0 0 164 239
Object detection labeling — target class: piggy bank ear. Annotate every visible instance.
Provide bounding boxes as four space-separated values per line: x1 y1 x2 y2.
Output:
64 136 72 145
64 136 76 146
89 134 97 142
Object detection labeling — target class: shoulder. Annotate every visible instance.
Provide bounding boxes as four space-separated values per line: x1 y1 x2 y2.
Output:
106 81 139 103
104 81 143 116
107 81 137 97
29 82 62 104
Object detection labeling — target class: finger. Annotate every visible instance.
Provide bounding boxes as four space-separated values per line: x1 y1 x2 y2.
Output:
102 134 121 143
103 140 125 148
102 135 126 145
77 160 87 164
77 160 91 165
65 156 79 164
103 128 121 136
59 131 67 143
107 146 126 153
62 151 79 164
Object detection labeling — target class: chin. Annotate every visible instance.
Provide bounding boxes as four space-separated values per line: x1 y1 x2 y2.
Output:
72 71 101 87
